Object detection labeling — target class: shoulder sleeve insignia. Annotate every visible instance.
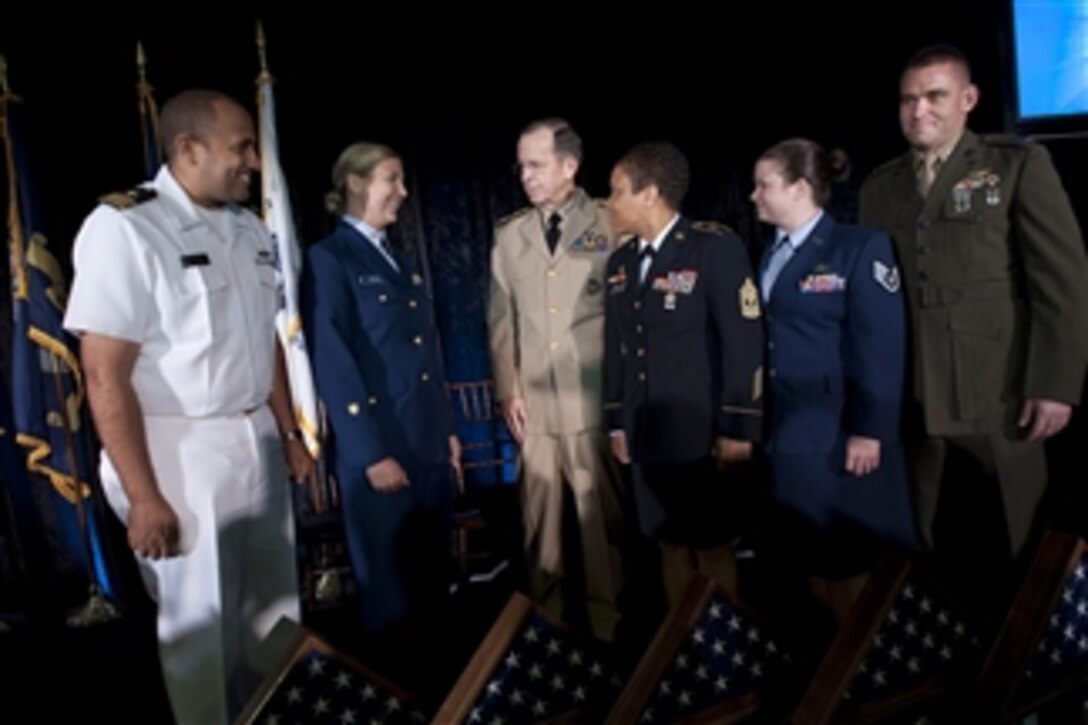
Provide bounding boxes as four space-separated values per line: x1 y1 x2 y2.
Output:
99 187 157 209
873 260 900 293
691 220 734 236
739 277 761 319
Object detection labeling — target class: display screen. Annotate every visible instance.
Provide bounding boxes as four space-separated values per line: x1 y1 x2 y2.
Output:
1012 0 1088 121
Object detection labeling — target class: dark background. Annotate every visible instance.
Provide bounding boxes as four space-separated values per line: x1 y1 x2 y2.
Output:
2 4 1088 720
3 4 1085 384
2 4 1084 244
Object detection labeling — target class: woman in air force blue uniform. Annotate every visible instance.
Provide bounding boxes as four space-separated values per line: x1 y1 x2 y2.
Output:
751 138 917 622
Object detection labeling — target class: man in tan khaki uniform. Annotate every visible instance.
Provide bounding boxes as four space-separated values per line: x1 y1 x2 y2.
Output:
488 119 625 641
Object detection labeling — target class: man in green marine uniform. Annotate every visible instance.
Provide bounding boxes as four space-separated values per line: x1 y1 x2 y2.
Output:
859 44 1088 623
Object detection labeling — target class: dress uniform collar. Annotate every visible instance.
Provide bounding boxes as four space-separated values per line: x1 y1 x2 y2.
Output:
639 213 681 256
342 214 399 270
152 165 248 242
911 130 965 190
536 191 578 229
523 187 596 263
775 209 824 254
636 214 683 296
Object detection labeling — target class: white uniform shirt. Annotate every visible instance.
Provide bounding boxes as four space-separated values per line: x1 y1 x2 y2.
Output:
64 166 278 418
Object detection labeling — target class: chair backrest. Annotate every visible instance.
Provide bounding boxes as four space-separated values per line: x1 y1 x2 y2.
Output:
447 379 515 485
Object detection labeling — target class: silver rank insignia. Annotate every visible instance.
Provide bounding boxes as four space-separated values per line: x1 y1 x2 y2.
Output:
740 278 760 320
873 260 900 293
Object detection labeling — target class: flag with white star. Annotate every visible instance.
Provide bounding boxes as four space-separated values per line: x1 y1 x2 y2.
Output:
607 576 792 724
978 533 1088 719
1022 550 1088 686
793 556 978 724
237 633 427 724
839 574 974 707
435 592 621 723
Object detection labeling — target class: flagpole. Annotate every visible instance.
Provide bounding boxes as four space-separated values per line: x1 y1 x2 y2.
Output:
256 20 269 81
1 56 28 304
48 357 120 626
135 41 161 178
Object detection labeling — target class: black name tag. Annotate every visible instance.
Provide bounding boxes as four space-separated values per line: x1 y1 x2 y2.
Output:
181 253 210 267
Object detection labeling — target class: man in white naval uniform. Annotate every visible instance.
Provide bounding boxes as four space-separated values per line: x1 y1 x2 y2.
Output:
64 89 314 724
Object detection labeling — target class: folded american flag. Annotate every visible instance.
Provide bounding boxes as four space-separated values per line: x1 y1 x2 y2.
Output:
435 592 621 723
236 627 427 724
608 576 792 724
979 532 1088 720
793 556 979 725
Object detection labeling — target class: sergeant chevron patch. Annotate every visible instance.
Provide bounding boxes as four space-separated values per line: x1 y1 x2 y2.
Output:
873 261 900 293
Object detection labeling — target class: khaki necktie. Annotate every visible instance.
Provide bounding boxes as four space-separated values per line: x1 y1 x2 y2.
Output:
918 154 942 198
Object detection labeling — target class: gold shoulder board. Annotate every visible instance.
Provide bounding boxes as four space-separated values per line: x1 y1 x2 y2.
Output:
100 187 157 209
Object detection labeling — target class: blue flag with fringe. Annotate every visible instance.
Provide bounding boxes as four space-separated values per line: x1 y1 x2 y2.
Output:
2 83 117 622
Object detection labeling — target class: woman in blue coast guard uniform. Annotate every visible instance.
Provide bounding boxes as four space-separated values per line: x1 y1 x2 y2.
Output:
751 138 918 624
300 142 460 687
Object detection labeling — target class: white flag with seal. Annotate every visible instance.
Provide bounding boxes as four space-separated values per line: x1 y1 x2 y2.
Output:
258 73 321 458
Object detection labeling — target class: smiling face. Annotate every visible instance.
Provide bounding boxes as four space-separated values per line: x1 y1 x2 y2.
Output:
899 60 978 153
355 156 407 231
749 157 807 228
185 99 260 207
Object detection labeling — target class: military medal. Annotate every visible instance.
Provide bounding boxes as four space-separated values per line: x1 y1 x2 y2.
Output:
952 183 972 214
572 231 609 252
664 291 677 311
985 173 1001 206
799 273 847 294
608 266 628 293
675 269 698 294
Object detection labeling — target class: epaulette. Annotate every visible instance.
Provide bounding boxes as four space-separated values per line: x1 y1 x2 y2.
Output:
980 133 1029 148
872 155 908 176
100 187 157 210
691 220 733 236
495 206 533 228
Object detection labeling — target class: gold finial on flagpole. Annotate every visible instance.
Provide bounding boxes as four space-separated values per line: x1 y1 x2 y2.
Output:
0 55 10 95
136 42 148 85
256 20 269 74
